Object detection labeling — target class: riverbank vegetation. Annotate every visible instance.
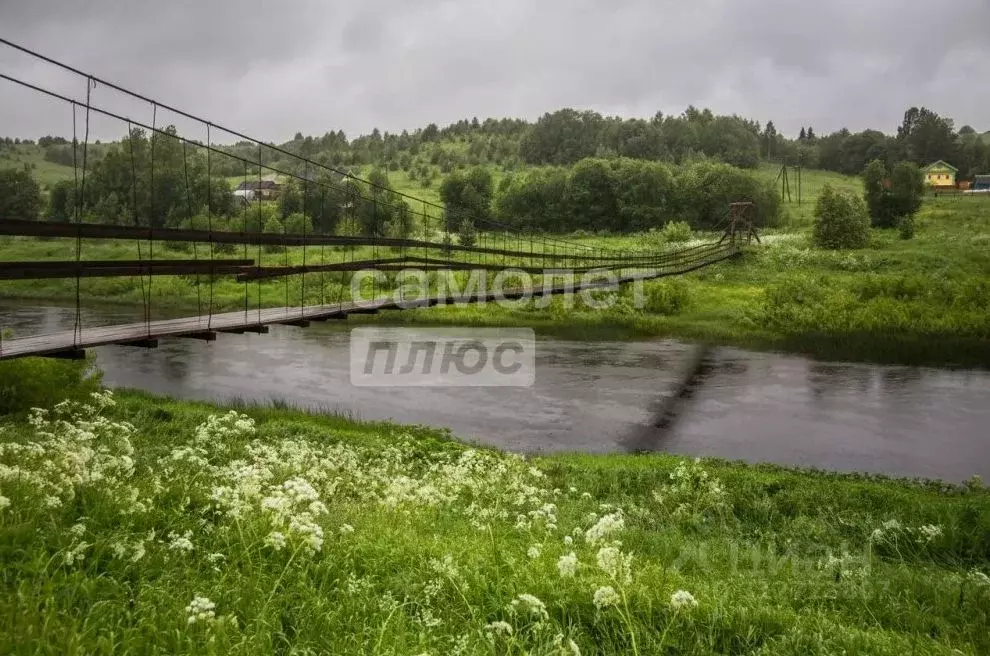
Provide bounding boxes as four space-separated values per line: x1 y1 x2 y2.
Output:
0 388 987 654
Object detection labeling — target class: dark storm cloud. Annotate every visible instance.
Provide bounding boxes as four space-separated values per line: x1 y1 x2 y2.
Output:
1 0 988 142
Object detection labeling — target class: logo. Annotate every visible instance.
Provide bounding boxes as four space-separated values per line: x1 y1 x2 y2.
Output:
350 327 535 387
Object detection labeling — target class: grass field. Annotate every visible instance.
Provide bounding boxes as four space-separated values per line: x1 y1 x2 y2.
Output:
0 144 77 189
0 389 987 654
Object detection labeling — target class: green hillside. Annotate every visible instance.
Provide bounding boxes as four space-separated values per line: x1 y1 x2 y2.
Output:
0 143 76 189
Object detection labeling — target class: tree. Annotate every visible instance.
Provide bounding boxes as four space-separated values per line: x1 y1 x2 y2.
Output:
806 127 816 142
862 160 890 226
45 180 78 222
888 161 924 224
439 167 493 231
0 168 43 221
799 127 807 142
278 180 303 219
897 106 958 166
763 121 778 159
812 184 869 249
862 159 924 229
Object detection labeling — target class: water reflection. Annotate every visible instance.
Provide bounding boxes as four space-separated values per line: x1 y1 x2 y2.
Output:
1 302 988 482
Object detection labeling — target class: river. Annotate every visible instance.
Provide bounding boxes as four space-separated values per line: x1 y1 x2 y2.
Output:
3 302 989 482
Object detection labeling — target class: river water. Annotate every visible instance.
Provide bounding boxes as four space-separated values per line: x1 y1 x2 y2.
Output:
2 303 989 482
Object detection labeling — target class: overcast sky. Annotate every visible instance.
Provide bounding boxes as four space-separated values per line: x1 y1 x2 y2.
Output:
2 0 988 143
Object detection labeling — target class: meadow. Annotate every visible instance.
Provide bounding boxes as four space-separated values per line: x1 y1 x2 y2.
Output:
0 389 987 654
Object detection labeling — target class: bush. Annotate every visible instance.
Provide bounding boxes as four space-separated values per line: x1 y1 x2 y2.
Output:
0 357 102 415
642 279 691 314
658 220 693 243
457 218 477 247
863 159 924 229
263 215 285 253
812 184 870 249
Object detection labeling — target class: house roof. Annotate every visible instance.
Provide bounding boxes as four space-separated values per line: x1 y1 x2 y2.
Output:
922 160 958 172
236 180 279 190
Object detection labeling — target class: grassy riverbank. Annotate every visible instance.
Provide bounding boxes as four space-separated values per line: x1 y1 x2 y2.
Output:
2 190 989 366
0 390 987 654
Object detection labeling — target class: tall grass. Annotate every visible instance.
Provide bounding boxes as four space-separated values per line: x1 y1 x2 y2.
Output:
0 390 987 654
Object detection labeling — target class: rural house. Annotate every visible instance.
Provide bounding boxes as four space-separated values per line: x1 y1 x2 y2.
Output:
922 161 958 188
235 179 280 200
973 174 990 192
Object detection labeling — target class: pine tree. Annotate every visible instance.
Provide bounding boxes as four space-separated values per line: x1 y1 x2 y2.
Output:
799 127 807 141
806 127 816 142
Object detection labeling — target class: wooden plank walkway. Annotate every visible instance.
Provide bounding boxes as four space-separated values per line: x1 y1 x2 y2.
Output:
0 247 738 360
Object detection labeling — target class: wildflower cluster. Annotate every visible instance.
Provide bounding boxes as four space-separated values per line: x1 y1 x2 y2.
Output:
652 458 729 522
0 391 139 512
870 519 944 548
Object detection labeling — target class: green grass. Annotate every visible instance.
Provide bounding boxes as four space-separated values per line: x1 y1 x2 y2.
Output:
0 144 77 189
0 389 987 654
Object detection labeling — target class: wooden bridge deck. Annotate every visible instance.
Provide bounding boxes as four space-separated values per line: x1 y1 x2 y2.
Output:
0 248 738 360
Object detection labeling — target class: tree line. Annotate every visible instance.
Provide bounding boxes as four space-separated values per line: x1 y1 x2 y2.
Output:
441 159 781 236
8 104 987 191
0 127 415 243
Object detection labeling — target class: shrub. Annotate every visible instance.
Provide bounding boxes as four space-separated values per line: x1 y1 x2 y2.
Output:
642 279 691 314
862 159 924 229
658 220 693 243
457 218 477 248
812 184 870 249
0 356 102 415
283 212 314 235
263 216 285 253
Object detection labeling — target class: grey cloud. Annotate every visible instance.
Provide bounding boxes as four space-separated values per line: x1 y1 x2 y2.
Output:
1 0 988 142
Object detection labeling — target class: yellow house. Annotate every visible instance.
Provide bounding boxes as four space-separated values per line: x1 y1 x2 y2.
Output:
922 160 958 188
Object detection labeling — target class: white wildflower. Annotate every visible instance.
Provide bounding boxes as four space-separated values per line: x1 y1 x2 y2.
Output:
670 590 698 610
185 595 216 625
527 545 542 559
485 621 514 636
916 524 943 544
264 531 287 551
339 524 354 534
596 546 632 584
557 552 578 578
0 494 9 509
585 512 625 546
581 492 592 499
510 593 548 620
130 540 146 563
563 535 573 546
64 541 89 566
69 522 86 538
168 531 194 552
207 552 226 564
592 586 620 609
